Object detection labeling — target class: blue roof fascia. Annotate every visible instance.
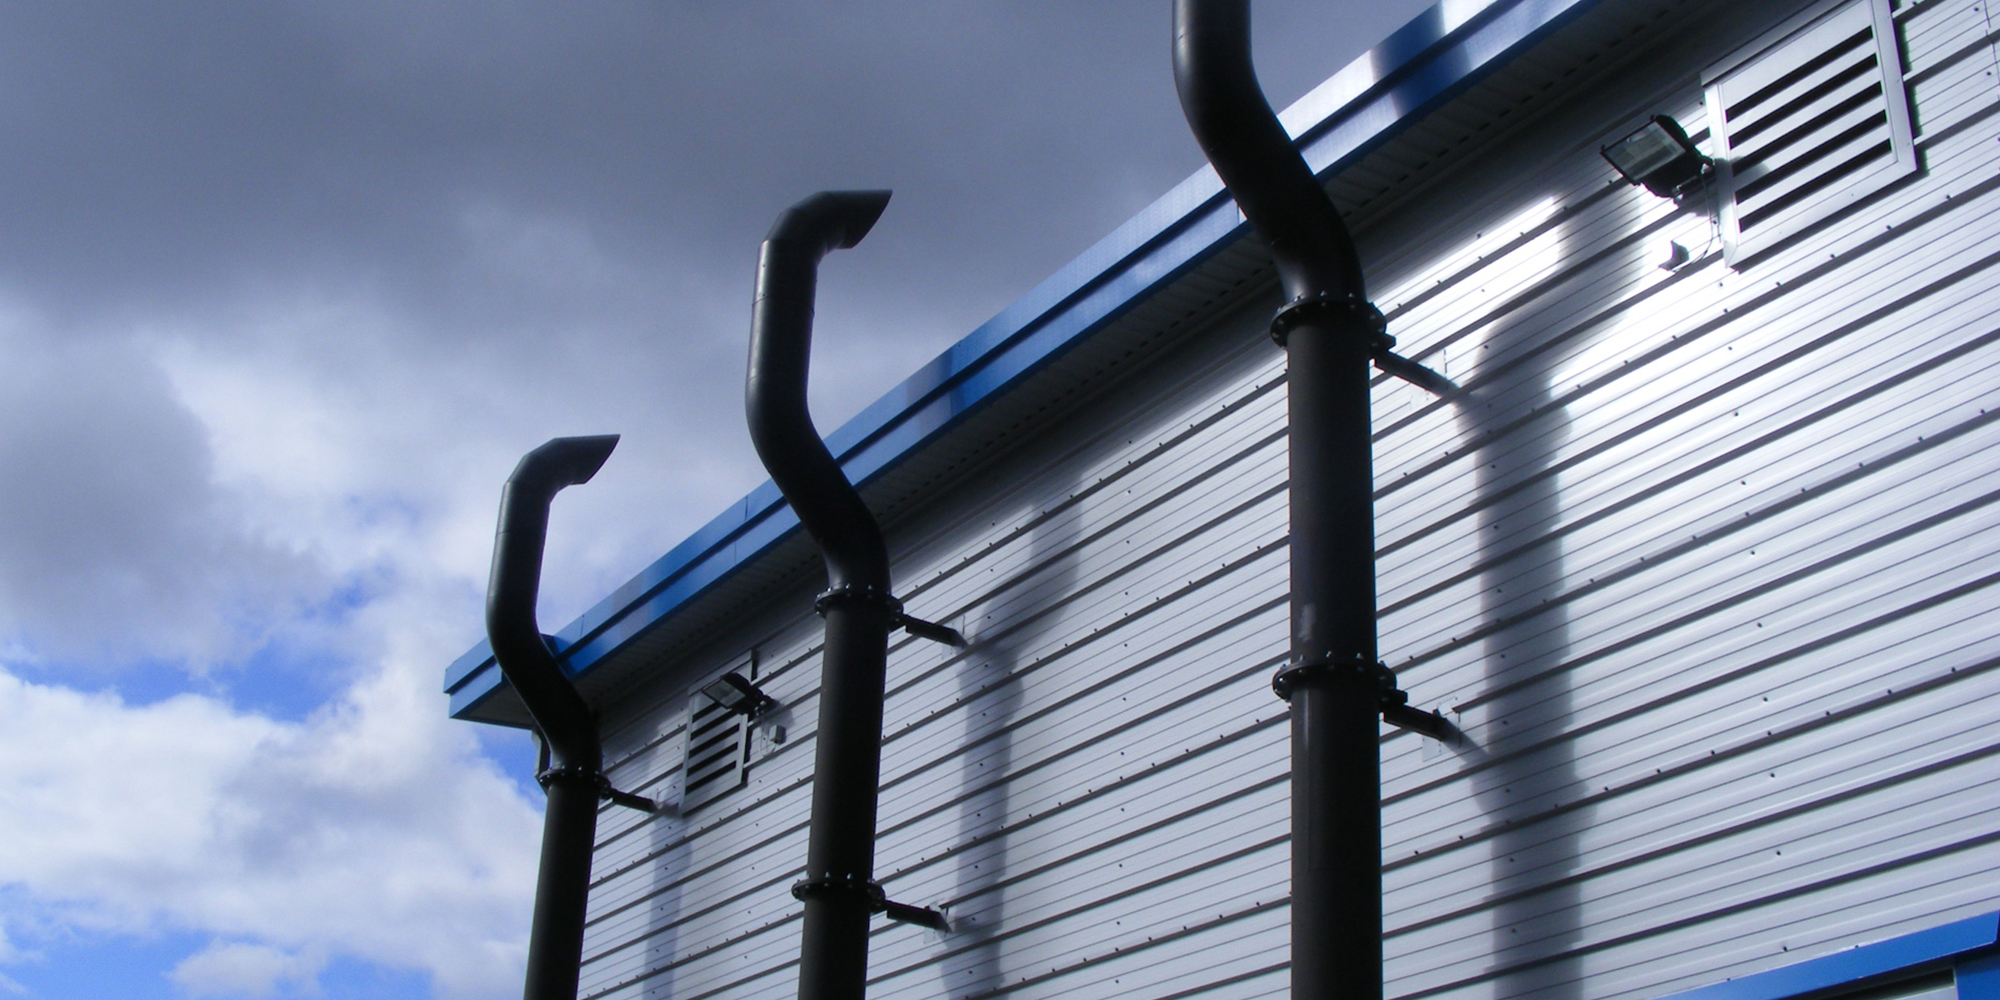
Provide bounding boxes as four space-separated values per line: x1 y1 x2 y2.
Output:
446 0 1607 721
1653 913 2000 1000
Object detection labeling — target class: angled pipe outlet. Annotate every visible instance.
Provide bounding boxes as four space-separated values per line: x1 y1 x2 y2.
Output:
747 189 944 1000
485 434 619 1000
1175 0 1366 307
747 190 895 596
1175 2 1439 997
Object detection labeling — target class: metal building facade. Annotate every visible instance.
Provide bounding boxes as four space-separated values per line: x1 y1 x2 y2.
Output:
445 0 2000 997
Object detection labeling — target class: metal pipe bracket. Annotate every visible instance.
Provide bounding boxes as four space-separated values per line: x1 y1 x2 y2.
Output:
536 764 659 813
791 875 950 931
817 585 966 646
1272 657 1461 742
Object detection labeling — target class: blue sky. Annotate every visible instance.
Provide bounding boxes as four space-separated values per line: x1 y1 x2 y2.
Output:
0 2 1430 996
4 928 431 1000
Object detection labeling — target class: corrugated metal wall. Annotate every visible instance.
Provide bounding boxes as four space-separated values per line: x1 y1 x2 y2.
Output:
575 0 2000 996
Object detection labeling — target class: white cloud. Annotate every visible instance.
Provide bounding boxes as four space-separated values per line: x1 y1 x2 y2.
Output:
144 260 760 629
168 941 325 998
0 273 666 998
0 631 542 998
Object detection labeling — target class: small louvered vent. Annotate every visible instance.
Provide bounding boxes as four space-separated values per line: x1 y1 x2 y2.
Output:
680 683 749 812
1703 0 1915 266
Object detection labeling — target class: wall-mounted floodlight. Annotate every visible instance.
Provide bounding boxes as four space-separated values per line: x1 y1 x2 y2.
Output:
701 671 775 717
1602 115 1710 198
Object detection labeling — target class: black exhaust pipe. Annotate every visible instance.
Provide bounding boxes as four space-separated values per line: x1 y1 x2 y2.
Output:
485 434 644 1000
1175 3 1455 998
746 190 953 1000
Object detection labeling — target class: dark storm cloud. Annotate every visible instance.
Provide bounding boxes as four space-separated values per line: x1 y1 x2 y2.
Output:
0 1 1430 340
0 333 320 663
0 0 1435 660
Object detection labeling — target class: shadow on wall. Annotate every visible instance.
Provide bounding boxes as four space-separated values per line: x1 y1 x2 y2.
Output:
638 749 689 999
939 482 1084 998
1456 203 1651 1000
628 654 796 997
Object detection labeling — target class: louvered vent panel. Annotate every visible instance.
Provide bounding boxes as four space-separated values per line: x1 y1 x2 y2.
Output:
678 689 747 812
1704 0 1916 265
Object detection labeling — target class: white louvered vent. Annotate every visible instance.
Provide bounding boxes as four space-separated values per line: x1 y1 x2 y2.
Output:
679 657 754 812
1703 0 1916 266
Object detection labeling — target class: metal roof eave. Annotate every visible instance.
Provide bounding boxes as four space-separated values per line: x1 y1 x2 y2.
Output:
445 0 1609 724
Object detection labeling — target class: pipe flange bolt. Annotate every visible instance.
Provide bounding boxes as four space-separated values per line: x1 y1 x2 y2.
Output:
1370 660 1401 690
814 584 904 618
1270 292 1392 351
1372 661 1412 709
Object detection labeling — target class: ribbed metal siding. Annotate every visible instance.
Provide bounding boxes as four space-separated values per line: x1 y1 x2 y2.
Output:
1375 0 2000 997
575 0 2000 997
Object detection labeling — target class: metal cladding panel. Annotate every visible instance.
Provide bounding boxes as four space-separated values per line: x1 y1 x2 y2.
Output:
569 0 2000 998
1358 1 2000 997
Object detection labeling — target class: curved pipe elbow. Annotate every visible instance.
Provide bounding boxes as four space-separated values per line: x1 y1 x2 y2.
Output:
485 434 619 770
1173 0 1366 303
506 434 620 501
745 191 893 592
765 190 892 254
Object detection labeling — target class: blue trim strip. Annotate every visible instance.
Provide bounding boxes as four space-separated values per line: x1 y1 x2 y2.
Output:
1655 914 2000 1000
446 0 1606 720
1957 950 2000 1000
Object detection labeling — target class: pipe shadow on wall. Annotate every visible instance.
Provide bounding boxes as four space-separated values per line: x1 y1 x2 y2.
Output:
637 789 687 999
940 483 1083 998
1455 203 1649 1000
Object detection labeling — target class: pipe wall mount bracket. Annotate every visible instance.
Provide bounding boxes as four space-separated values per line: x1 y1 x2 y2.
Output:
791 875 950 932
1271 656 1459 744
816 584 966 647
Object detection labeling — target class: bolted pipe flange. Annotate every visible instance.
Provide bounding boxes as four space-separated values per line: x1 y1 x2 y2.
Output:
1270 291 1392 350
1271 652 1381 702
791 874 886 909
813 583 903 618
535 765 657 812
535 763 606 792
791 875 948 930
